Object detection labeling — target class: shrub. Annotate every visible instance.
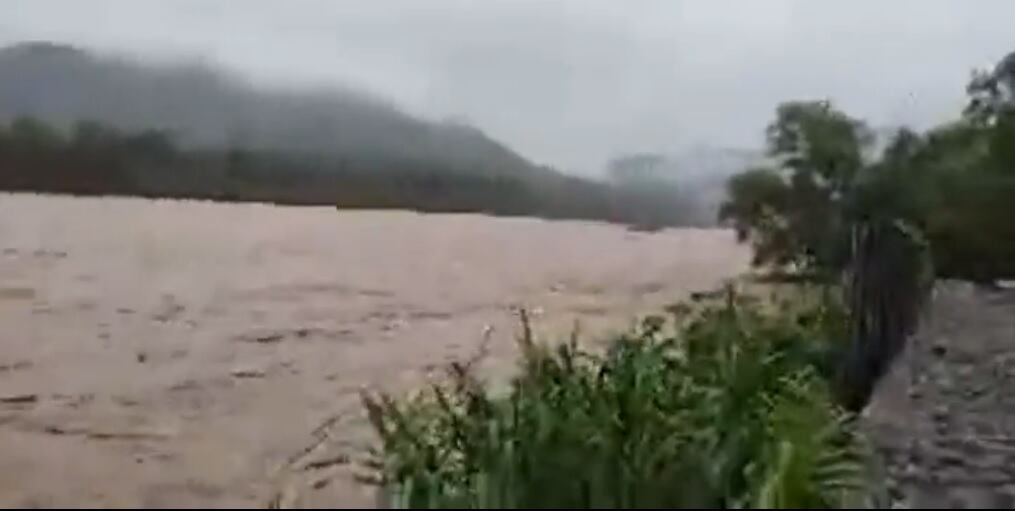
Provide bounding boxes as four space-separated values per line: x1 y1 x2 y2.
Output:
361 290 879 509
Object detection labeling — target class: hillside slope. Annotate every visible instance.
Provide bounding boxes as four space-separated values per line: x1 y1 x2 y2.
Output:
0 41 541 178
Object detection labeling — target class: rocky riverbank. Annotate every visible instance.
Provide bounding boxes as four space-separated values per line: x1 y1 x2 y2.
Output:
866 281 1015 508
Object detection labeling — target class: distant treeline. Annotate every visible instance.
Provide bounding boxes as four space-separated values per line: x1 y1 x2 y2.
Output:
0 117 699 227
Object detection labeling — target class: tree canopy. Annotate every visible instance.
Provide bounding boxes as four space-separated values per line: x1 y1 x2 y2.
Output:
721 52 1015 282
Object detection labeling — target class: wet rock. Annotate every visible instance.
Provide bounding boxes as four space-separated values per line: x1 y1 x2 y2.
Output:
907 386 923 400
963 385 988 399
930 340 948 358
935 451 967 468
902 461 921 478
931 404 950 423
935 374 956 394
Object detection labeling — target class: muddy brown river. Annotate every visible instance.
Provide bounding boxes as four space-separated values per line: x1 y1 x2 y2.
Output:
0 193 749 507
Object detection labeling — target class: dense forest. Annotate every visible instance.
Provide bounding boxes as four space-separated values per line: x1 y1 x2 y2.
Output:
0 115 701 226
0 42 700 228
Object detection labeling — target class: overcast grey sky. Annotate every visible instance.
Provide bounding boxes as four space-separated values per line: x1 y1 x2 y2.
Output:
2 1 1013 174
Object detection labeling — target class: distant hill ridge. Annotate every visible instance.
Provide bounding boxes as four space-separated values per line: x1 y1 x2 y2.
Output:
0 41 545 178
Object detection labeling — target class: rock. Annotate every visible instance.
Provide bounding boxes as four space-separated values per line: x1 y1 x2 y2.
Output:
930 341 948 358
936 451 966 467
890 498 910 509
964 384 989 399
935 374 955 392
902 461 921 479
932 404 950 423
865 281 1015 510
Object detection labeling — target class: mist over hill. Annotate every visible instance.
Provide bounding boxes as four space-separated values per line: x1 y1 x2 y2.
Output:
0 41 542 178
605 147 764 225
0 41 719 227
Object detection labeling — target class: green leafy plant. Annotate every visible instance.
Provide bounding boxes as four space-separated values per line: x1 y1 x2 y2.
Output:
361 290 879 509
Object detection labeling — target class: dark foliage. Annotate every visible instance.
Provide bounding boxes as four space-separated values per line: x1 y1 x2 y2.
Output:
835 220 933 412
0 117 699 227
721 51 1015 283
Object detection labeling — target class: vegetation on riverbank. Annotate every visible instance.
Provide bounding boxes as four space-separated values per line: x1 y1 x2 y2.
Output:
359 49 1015 510
362 288 882 508
719 51 1015 283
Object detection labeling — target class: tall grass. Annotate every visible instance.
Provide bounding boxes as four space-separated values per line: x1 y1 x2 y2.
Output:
362 289 880 508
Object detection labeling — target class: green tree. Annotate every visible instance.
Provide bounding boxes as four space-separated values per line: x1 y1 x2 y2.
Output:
965 50 1015 125
725 51 1015 282
718 168 793 266
720 101 872 275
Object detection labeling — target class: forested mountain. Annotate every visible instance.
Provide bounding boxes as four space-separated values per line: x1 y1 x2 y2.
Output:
0 42 702 227
0 41 541 178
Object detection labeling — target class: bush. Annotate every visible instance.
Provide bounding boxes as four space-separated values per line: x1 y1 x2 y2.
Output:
361 290 880 509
